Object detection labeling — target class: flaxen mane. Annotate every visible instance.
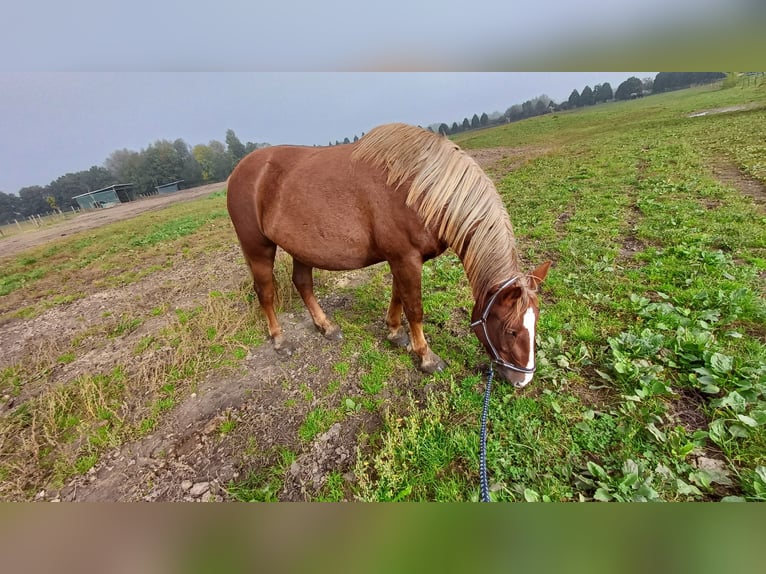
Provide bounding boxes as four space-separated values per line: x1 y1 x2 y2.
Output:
352 123 527 302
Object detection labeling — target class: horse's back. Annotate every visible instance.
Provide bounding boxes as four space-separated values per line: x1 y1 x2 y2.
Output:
228 144 428 270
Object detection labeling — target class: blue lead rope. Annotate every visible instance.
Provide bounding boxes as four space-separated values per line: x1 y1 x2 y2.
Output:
479 364 494 502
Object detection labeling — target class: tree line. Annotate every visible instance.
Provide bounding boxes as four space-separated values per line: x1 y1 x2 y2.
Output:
423 72 726 138
0 130 267 225
1 72 728 225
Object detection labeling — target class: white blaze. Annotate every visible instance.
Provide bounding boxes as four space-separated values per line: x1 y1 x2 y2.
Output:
520 306 536 386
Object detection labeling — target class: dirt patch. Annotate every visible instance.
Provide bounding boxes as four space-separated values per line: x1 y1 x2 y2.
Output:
0 182 225 259
465 146 550 178
710 159 766 210
688 104 762 118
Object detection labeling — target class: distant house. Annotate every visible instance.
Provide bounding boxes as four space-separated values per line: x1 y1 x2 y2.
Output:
73 184 135 210
155 180 184 194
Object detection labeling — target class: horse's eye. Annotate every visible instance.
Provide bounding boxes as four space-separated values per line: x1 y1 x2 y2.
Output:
506 329 517 337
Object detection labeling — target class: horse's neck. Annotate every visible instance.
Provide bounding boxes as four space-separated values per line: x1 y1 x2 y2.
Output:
455 226 520 302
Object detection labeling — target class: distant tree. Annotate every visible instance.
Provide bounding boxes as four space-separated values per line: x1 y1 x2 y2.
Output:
480 112 489 126
593 83 612 103
451 122 460 133
353 135 359 142
192 140 231 183
505 104 523 121
652 72 726 93
343 137 350 144
521 100 534 117
225 129 247 164
568 89 581 108
438 123 450 135
0 191 22 225
641 77 654 93
18 186 49 217
580 85 594 106
601 82 614 102
462 118 470 130
173 139 203 187
615 76 644 100
144 140 187 187
534 99 548 115
471 114 480 128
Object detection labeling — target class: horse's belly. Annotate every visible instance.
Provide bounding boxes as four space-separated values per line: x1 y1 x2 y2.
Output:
269 226 381 270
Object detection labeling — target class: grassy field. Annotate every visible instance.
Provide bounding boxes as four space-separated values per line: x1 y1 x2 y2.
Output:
1 79 765 501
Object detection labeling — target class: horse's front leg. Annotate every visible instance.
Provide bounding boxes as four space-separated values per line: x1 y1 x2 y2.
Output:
389 258 447 374
385 276 410 348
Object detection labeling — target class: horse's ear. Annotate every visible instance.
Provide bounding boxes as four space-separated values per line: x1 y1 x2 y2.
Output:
529 261 552 289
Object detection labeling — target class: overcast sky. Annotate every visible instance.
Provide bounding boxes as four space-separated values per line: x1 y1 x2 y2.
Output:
0 73 654 193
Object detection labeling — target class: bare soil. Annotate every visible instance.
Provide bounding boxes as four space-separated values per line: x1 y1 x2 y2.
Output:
1 150 541 502
710 159 766 210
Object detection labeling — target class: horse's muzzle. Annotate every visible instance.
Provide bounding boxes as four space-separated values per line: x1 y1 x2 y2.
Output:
495 364 534 388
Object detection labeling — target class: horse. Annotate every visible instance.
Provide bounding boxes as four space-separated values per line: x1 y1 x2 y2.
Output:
226 123 550 387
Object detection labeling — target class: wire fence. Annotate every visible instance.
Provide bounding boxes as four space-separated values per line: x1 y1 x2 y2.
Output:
0 207 81 239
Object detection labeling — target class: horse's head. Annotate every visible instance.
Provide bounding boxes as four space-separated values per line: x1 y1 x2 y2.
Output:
471 261 551 388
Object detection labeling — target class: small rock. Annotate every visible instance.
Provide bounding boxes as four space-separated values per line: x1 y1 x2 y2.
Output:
35 490 46 500
181 480 193 491
200 491 213 503
696 456 727 472
189 482 210 497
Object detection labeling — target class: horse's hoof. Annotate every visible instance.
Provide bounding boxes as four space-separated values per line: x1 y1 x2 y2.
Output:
323 325 343 341
387 331 410 348
273 338 295 357
419 356 447 375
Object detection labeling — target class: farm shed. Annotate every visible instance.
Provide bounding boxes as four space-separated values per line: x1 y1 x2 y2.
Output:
155 180 184 194
73 184 136 210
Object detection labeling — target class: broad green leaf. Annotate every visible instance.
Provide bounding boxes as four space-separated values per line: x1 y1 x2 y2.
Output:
728 423 749 438
619 473 640 489
676 479 702 496
524 488 541 502
587 461 610 481
647 422 667 443
593 487 612 502
710 352 733 375
737 414 758 428
708 419 727 444
750 410 766 425
690 470 712 489
716 391 748 413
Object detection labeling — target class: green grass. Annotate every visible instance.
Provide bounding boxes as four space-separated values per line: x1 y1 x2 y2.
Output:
5 80 766 501
0 189 229 320
350 81 766 501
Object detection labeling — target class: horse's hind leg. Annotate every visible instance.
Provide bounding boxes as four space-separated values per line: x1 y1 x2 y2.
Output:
292 259 342 341
245 245 294 356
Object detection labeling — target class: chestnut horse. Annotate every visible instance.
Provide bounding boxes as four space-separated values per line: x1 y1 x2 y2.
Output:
226 123 550 387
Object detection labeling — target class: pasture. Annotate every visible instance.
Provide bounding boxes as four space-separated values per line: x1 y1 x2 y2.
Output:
1 80 764 501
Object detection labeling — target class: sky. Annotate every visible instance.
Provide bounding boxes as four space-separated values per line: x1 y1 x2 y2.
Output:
0 73 653 193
